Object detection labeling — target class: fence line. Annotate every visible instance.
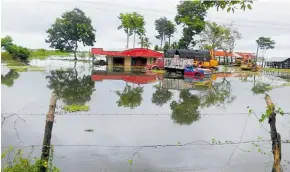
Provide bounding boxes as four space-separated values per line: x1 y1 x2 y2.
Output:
2 140 290 149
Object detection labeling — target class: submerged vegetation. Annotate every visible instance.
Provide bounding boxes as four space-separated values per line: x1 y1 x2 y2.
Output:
63 104 89 112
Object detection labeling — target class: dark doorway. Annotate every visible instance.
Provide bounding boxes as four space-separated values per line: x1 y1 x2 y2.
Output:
132 57 147 67
113 57 124 66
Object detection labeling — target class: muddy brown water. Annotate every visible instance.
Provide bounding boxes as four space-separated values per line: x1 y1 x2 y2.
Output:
1 59 290 172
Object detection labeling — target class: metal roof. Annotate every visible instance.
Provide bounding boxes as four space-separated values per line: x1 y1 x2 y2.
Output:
266 57 290 62
164 49 210 58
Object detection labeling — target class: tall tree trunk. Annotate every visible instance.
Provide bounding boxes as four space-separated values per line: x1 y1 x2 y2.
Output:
160 38 163 48
255 43 259 64
133 32 136 48
168 36 171 47
40 95 57 172
126 32 130 49
74 42 78 61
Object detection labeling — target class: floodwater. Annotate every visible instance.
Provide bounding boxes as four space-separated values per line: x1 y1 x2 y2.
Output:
1 58 290 172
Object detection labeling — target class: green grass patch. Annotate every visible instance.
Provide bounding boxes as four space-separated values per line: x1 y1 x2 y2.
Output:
1 52 14 61
30 49 71 59
263 68 290 73
62 104 89 112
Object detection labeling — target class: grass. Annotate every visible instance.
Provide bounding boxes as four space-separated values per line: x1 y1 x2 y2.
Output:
62 104 89 112
263 68 290 73
30 49 71 60
1 52 14 61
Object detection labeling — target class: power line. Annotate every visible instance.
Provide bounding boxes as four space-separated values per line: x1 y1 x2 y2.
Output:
32 0 290 29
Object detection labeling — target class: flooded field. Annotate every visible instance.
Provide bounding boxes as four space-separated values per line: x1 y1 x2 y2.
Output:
1 59 290 172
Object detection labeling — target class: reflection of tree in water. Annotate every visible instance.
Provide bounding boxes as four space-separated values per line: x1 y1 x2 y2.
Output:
1 69 20 87
251 82 272 95
151 85 173 107
170 90 200 125
116 84 144 109
200 78 236 108
46 69 95 105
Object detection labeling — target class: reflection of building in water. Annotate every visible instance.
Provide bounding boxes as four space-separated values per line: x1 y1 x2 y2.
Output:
91 70 163 85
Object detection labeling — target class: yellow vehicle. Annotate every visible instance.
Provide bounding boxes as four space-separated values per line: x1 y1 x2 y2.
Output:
240 59 260 72
192 49 218 69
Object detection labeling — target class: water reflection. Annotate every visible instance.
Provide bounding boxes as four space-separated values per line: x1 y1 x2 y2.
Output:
170 90 200 125
115 84 144 109
199 77 236 108
46 68 95 105
1 69 20 87
151 85 173 107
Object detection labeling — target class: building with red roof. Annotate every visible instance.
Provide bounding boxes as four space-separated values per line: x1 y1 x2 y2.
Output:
91 48 164 71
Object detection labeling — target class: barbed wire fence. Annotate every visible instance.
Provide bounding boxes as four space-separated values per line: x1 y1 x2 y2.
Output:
1 93 290 171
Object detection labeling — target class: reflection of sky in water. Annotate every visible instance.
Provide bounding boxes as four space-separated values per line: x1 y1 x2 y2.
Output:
1 61 290 172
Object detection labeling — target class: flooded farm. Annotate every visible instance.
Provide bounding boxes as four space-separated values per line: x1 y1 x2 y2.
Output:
1 58 290 172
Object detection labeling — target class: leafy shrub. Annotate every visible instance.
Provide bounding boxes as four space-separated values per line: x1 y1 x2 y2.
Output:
1 146 60 172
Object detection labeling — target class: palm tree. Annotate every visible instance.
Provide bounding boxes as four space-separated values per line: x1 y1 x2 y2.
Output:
139 36 151 49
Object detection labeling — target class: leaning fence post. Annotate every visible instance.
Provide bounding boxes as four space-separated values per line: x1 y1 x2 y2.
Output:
264 94 281 172
40 94 57 172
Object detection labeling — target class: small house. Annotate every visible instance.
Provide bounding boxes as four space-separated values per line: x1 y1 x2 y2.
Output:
91 48 163 72
265 57 290 69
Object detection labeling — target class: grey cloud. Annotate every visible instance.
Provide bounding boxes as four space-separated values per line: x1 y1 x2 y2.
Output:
1 0 290 56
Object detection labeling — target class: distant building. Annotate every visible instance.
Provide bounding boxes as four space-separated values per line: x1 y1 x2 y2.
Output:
265 57 290 69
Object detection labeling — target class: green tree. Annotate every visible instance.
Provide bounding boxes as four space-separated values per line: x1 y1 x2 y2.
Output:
1 36 13 49
116 84 144 109
45 8 96 60
154 45 159 51
46 69 95 105
139 36 151 49
170 90 201 125
163 42 170 50
151 85 173 106
5 44 30 61
255 37 275 64
155 17 169 48
118 13 133 49
164 21 176 46
1 70 20 87
199 22 231 51
171 41 179 49
1 36 30 61
131 12 146 48
175 1 207 48
200 0 253 13
220 23 242 64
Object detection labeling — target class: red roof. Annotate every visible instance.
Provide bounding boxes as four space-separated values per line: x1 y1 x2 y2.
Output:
91 48 163 58
91 72 158 84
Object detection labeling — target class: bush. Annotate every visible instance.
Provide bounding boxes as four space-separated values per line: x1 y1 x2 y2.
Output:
1 146 60 172
1 52 14 61
5 44 30 61
1 36 30 61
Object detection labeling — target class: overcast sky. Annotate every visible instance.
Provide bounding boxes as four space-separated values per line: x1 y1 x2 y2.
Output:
1 0 290 58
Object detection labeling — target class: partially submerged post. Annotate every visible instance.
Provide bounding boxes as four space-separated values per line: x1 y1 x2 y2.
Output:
40 94 57 172
264 94 281 172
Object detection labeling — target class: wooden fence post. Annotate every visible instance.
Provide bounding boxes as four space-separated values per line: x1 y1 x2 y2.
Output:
40 94 57 172
264 94 281 172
